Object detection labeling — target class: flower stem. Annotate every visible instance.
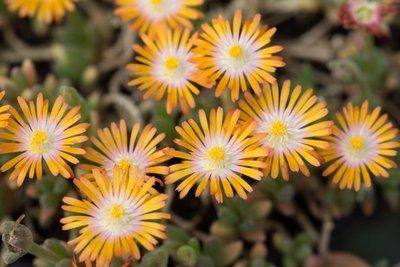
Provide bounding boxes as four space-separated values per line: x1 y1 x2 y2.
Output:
28 242 60 264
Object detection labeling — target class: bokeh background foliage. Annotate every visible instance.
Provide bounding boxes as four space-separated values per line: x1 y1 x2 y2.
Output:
0 0 400 266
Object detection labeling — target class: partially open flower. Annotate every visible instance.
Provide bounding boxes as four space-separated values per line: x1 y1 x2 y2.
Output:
80 119 170 178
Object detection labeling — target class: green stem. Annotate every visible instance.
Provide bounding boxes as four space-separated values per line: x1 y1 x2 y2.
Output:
28 242 60 264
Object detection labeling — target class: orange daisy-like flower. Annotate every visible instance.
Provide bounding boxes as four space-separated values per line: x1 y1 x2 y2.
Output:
114 0 204 35
192 10 285 102
165 107 269 203
5 0 75 23
127 28 211 114
322 101 400 191
61 167 170 266
80 119 170 178
238 80 333 180
0 91 11 128
0 93 89 186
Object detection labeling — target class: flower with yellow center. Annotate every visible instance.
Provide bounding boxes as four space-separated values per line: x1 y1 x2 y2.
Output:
61 167 171 266
322 101 400 191
127 27 211 114
114 0 204 36
0 93 89 186
5 0 75 23
165 107 270 203
238 80 333 180
191 10 285 102
0 91 11 128
80 119 171 179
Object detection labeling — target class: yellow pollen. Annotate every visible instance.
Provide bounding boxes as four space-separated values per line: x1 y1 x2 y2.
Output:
110 204 124 219
208 146 225 161
229 45 243 58
151 0 161 5
165 57 179 69
270 121 287 136
350 137 364 149
29 131 49 154
118 159 132 171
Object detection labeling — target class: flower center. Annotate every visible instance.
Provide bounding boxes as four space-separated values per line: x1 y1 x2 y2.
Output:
151 0 161 5
270 121 288 137
353 2 378 24
208 146 225 161
350 136 364 149
29 130 51 154
205 146 231 172
229 45 243 58
343 133 375 164
118 159 133 172
165 56 179 69
110 204 125 219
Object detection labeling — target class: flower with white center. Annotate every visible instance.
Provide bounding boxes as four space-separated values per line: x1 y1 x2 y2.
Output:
5 0 75 23
165 107 269 203
0 93 89 186
115 0 204 35
339 0 399 36
192 10 285 102
127 27 211 114
80 119 171 179
239 80 333 180
322 101 400 191
61 167 170 266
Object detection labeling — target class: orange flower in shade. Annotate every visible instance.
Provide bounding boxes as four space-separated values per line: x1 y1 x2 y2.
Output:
61 167 170 266
238 80 333 180
192 10 285 102
5 0 75 23
0 93 89 186
0 91 11 128
165 107 269 203
80 119 170 178
127 28 211 114
114 0 204 35
322 101 400 191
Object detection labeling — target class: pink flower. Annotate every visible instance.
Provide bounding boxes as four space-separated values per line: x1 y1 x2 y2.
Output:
339 0 399 36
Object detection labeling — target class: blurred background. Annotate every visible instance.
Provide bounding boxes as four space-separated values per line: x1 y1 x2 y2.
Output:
0 0 400 266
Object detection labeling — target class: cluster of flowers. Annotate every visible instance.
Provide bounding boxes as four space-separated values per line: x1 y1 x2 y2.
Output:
1 0 399 266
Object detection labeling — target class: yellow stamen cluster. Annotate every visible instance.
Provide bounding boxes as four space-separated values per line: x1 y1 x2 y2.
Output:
270 121 288 137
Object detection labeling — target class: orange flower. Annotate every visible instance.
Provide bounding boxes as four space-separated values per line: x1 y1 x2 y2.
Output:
0 91 10 128
166 107 269 202
192 10 285 101
322 101 400 191
239 81 333 180
0 93 89 186
6 0 75 23
127 27 211 114
115 0 204 36
80 120 170 178
62 167 170 266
